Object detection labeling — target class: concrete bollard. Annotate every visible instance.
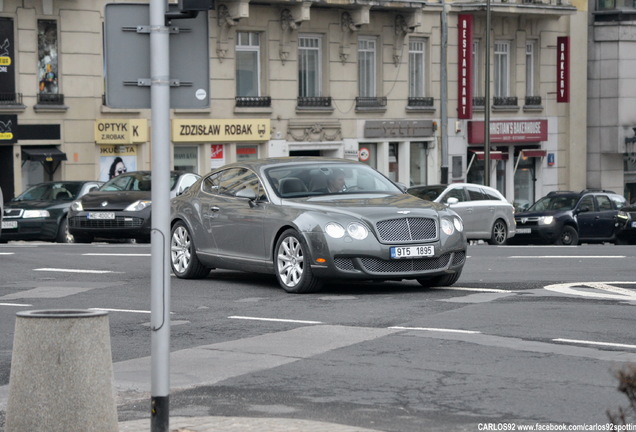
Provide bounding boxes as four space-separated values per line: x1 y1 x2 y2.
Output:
5 309 118 432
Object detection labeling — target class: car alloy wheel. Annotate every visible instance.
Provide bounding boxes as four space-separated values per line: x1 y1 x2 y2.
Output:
489 219 508 245
170 221 210 279
274 229 321 293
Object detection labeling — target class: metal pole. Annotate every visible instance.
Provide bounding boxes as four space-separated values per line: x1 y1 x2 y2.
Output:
149 0 171 431
440 0 449 184
483 0 491 186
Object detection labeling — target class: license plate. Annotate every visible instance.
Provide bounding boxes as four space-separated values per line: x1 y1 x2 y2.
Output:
516 228 531 234
2 220 17 229
88 212 115 220
390 245 434 259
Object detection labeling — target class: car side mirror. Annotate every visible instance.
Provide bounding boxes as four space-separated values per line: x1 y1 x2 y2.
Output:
446 197 459 205
577 206 590 213
394 182 408 193
235 188 257 200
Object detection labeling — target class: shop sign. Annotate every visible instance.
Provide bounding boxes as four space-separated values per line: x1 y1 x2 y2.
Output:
98 145 138 182
364 120 435 139
95 119 148 144
467 120 548 144
557 37 569 103
173 119 270 143
0 114 17 143
457 14 473 119
0 20 15 97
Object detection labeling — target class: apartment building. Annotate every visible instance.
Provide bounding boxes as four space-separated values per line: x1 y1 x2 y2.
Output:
0 0 586 208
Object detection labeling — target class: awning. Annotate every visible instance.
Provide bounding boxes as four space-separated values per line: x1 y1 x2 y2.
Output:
22 147 67 162
469 150 509 160
520 149 547 158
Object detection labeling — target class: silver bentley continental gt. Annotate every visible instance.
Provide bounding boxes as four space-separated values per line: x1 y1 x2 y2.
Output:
169 158 467 293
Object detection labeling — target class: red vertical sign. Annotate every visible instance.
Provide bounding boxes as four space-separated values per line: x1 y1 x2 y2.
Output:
557 36 569 103
457 14 473 119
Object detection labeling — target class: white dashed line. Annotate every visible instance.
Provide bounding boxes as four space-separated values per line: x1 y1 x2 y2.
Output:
553 338 636 350
34 268 119 274
389 326 481 334
229 315 323 324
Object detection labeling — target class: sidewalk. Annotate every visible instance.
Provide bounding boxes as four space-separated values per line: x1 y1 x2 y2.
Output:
118 416 383 432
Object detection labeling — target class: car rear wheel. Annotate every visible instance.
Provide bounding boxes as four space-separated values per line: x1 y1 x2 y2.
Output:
56 218 74 243
274 229 322 293
488 219 508 245
170 221 210 279
417 270 462 288
556 225 578 246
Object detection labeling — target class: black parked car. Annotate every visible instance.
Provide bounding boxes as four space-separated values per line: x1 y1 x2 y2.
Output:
68 170 199 243
511 189 628 245
1 181 103 243
616 203 636 245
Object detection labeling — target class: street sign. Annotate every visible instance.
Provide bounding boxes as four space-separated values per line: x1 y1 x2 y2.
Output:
104 3 209 109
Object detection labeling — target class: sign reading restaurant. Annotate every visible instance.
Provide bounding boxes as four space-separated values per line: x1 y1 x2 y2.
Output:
457 14 473 119
467 120 548 144
172 119 270 142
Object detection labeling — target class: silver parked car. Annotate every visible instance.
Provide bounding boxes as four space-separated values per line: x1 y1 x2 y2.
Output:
170 157 468 293
407 183 516 245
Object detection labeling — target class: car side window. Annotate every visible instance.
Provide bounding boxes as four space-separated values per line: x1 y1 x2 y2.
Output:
577 195 595 211
482 189 501 201
202 172 222 194
443 188 466 202
466 186 485 201
596 195 613 211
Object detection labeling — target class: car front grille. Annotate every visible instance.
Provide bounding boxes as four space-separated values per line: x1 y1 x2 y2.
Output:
360 253 451 273
515 217 540 227
375 217 437 242
4 208 24 218
68 216 145 229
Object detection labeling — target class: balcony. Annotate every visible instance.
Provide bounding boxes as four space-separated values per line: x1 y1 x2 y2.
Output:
355 96 387 110
297 96 332 109
37 93 65 105
235 96 271 108
0 92 22 105
493 96 519 112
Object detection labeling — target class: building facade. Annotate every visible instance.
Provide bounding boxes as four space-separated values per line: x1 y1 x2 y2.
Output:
0 0 587 209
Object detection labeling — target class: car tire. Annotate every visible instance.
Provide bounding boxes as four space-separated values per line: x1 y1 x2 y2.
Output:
488 219 508 245
56 218 74 243
274 229 322 293
556 225 579 246
417 269 462 288
170 221 210 279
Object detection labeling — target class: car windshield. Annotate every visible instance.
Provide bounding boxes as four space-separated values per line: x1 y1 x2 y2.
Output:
15 182 83 201
528 195 577 211
265 163 402 198
99 173 181 192
408 185 447 201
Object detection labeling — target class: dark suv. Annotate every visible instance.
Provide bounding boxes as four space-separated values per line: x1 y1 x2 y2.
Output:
511 190 628 245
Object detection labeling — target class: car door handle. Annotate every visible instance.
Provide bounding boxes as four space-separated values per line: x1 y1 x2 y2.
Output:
210 206 220 212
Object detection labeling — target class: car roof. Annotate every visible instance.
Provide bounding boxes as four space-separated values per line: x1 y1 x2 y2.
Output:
209 157 364 173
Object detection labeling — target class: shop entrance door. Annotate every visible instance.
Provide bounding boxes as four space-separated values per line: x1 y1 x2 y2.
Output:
0 146 14 200
514 155 536 210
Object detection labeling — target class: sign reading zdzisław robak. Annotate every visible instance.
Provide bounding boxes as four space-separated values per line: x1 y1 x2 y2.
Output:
172 119 270 143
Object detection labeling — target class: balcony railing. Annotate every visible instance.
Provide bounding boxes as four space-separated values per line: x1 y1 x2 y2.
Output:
493 96 518 107
297 96 332 108
0 92 22 105
407 97 434 107
472 96 485 107
235 96 271 108
37 93 65 105
355 97 387 109
524 95 542 106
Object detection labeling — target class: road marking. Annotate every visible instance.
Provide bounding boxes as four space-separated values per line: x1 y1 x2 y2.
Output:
0 302 32 307
544 281 636 301
34 268 118 274
0 252 14 255
83 253 151 257
553 338 636 350
89 307 152 314
389 326 481 334
433 286 512 293
509 256 625 259
229 315 323 324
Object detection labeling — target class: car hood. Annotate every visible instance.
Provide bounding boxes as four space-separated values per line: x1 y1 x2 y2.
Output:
288 193 451 220
77 191 151 210
4 200 69 210
515 209 568 218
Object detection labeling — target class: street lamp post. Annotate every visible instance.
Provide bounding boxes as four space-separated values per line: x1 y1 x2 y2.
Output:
483 0 491 186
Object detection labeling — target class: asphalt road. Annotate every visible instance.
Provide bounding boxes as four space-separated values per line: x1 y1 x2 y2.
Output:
1 242 635 431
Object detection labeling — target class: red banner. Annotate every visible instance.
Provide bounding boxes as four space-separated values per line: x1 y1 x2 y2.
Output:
457 14 473 119
557 36 569 103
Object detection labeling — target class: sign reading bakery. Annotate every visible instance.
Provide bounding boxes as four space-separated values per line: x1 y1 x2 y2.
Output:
467 120 548 144
457 14 473 119
557 36 569 103
172 119 270 143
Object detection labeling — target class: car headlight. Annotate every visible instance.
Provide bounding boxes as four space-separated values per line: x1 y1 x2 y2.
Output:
441 218 455 236
125 200 152 211
347 223 368 240
539 216 554 225
23 210 50 218
453 217 463 232
70 201 83 211
325 222 345 238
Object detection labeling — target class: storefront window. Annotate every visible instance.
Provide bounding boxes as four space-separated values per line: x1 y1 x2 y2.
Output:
496 159 506 196
410 142 427 186
358 143 377 169
514 155 535 210
388 143 399 182
174 146 198 173
237 144 258 161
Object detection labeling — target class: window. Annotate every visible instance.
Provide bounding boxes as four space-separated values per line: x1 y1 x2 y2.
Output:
494 41 509 97
174 146 198 172
38 20 59 95
525 41 535 97
236 32 260 97
596 195 613 211
408 39 425 98
358 37 376 97
298 35 321 97
472 40 480 97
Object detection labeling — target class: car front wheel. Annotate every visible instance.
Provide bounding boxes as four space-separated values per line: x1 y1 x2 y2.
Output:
170 221 210 279
274 229 322 293
488 219 508 245
417 269 462 288
556 225 579 246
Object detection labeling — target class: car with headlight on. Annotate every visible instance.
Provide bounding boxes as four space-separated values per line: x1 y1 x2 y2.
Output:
169 157 467 293
68 170 199 243
1 180 103 243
